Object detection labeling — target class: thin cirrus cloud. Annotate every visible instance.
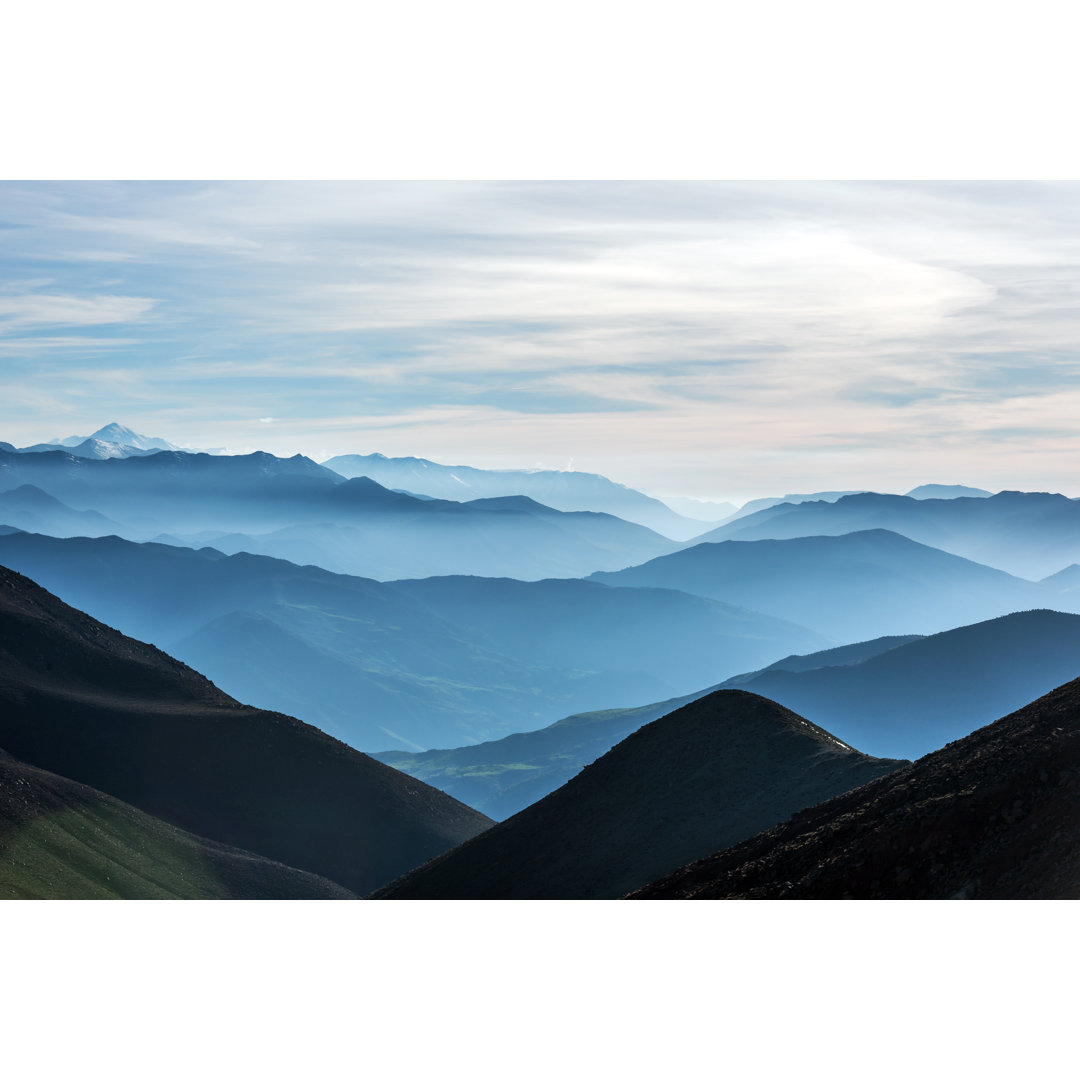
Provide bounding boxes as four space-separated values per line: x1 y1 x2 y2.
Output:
2 180 1080 498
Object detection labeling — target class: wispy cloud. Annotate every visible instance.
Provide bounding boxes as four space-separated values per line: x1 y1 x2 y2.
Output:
0 292 156 329
3 181 1080 497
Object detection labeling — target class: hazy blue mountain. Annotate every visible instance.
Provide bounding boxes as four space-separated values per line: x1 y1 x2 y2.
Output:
322 452 710 540
905 483 992 499
155 490 678 580
370 690 906 900
374 633 917 819
719 489 868 524
590 529 1049 641
0 563 491 896
0 531 825 751
717 609 1080 759
0 485 120 537
632 674 1080 900
695 490 1080 578
0 447 677 579
658 495 739 521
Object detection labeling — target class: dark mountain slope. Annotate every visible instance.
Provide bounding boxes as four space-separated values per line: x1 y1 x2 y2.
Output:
590 529 1046 641
630 675 1080 900
697 490 1080 579
724 609 1080 759
376 633 915 819
0 531 825 751
0 564 492 895
0 755 354 900
370 691 906 900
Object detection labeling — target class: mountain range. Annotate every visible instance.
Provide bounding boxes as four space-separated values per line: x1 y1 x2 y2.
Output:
322 452 711 540
0 530 826 751
0 447 679 580
697 490 1080 579
591 528 1052 641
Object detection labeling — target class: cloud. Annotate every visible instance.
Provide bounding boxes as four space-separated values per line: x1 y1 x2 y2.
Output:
0 292 156 329
5 181 1080 497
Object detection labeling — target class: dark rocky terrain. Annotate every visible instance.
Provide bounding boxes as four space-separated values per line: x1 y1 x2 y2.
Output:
0 564 491 896
370 690 906 899
629 675 1080 899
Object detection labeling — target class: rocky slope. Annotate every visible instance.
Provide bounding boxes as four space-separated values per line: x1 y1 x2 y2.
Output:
630 676 1080 899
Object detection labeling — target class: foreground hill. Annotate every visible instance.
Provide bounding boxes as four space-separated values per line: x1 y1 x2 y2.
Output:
630 675 1080 900
0 753 354 900
721 609 1080 759
590 529 1047 641
697 490 1080 579
0 531 825 750
0 564 491 895
370 691 906 899
375 634 916 818
322 452 708 540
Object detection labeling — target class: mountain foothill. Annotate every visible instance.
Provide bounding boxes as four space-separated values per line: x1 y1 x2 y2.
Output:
2 423 1079 899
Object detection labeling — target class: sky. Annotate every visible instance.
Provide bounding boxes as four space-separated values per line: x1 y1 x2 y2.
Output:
3 180 1080 502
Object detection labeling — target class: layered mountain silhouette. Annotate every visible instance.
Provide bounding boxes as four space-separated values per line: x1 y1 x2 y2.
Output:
322 452 709 540
905 484 992 499
0 531 825 750
0 564 491 896
630 675 1080 899
718 489 868 525
714 609 1080 759
0 485 120 538
590 529 1050 641
375 634 917 818
0 754 354 900
370 690 906 899
0 447 678 580
697 490 1080 578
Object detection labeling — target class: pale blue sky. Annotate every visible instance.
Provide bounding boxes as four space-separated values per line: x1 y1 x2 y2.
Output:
3 180 1080 500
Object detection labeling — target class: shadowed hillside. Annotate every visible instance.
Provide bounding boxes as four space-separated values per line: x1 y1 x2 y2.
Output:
0 754 355 900
0 564 491 895
630 674 1080 900
370 690 906 899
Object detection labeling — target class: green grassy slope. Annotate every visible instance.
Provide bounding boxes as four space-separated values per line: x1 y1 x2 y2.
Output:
0 755 355 899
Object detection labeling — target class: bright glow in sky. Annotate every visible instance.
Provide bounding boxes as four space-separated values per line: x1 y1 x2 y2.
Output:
3 180 1080 501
